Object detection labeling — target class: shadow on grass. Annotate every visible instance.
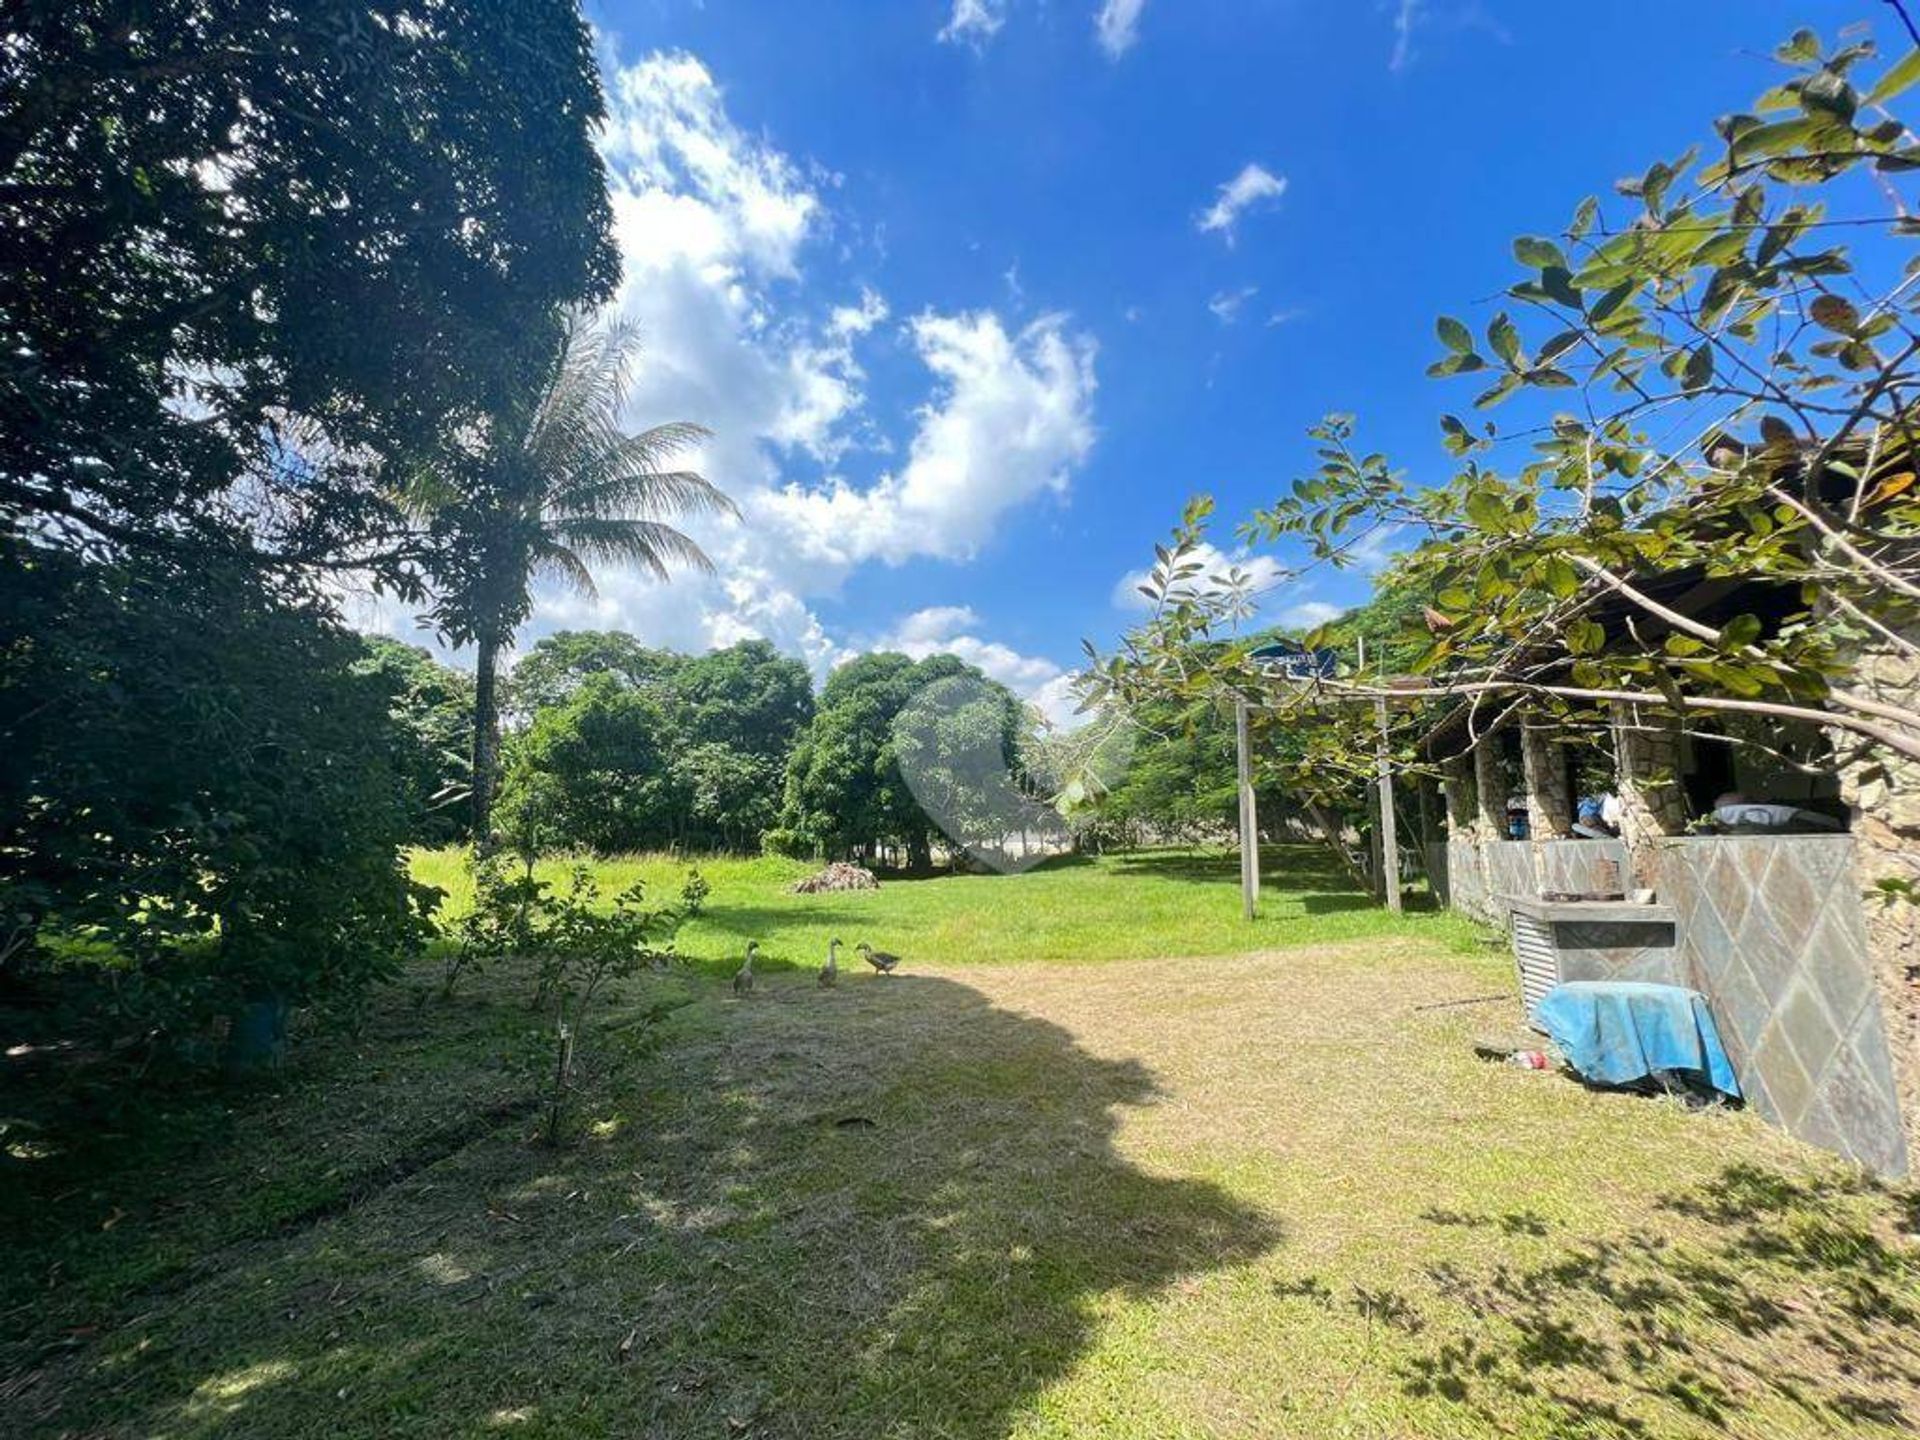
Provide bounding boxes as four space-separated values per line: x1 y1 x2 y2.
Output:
1400 1164 1920 1436
1109 845 1441 916
7 971 1283 1439
1109 844 1359 889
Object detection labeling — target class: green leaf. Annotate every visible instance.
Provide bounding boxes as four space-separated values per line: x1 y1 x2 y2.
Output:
1809 293 1860 334
1464 489 1513 534
1733 116 1821 162
1566 619 1606 655
1682 343 1714 392
1541 266 1583 309
1540 555 1579 598
1474 373 1522 409
1569 196 1599 241
1427 352 1488 378
1587 281 1635 325
1487 312 1522 366
1777 28 1821 64
1721 613 1764 649
1799 68 1857 123
1513 235 1569 271
1867 46 1920 106
1537 329 1583 362
1436 315 1474 353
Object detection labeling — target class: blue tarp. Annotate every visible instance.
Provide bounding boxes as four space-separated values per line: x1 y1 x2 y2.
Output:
1534 981 1742 1100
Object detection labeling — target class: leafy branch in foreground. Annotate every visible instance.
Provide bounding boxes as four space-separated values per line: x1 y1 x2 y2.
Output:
1090 24 1920 797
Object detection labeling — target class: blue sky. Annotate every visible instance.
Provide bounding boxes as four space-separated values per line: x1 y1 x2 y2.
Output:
364 1 1872 721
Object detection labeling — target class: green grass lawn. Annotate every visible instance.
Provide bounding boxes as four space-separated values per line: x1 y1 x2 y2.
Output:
410 843 1481 971
5 849 1919 1438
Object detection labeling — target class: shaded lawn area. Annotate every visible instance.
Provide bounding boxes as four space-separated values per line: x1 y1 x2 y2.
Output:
412 842 1470 973
5 860 1920 1437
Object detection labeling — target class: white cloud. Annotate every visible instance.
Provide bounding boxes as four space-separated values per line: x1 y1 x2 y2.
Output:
1390 1 1513 73
1390 0 1423 71
1111 542 1287 612
1094 0 1148 58
1279 599 1342 629
470 46 1091 692
1346 523 1407 572
1196 162 1287 243
1027 672 1091 730
878 605 1085 728
940 0 1006 49
346 47 1097 698
1208 286 1258 325
757 309 1096 569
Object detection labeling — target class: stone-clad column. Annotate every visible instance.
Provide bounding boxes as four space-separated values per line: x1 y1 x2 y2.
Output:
1443 755 1475 836
1837 634 1920 1170
1474 733 1511 838
1521 721 1574 839
1610 701 1687 886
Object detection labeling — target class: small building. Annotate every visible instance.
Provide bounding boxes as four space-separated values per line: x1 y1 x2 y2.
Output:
1419 563 1918 1178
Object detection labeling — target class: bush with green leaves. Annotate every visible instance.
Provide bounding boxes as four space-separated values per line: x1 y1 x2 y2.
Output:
439 852 695 1142
0 542 436 1056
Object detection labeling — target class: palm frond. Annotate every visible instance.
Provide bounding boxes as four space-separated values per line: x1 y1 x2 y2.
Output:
555 457 734 523
548 516 717 581
526 309 642 474
530 538 601 597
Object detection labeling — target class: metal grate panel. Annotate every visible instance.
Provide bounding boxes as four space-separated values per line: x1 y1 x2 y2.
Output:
1512 913 1560 1027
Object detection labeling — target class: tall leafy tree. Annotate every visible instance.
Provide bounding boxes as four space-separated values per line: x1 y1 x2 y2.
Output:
1 539 431 1056
352 638 475 844
1 0 618 574
505 630 685 723
424 314 735 839
496 674 678 856
775 652 988 866
670 640 814 761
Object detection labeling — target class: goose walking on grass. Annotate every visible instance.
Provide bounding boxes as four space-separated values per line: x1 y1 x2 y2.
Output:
732 941 758 996
818 938 841 989
857 942 901 978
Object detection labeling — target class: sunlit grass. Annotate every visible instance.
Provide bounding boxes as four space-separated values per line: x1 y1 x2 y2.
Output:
5 850 1916 1438
409 842 1482 973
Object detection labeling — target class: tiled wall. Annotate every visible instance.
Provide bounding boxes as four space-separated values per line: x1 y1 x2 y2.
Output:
1538 840 1628 897
1432 832 1909 1177
1653 836 1907 1178
1431 839 1629 924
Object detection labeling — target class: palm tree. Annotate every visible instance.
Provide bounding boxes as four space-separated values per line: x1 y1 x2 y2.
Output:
423 310 735 841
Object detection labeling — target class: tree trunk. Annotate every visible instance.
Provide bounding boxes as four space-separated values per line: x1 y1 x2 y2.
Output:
472 628 501 846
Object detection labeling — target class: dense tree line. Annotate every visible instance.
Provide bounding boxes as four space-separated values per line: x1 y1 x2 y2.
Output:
491 632 812 854
433 631 1040 866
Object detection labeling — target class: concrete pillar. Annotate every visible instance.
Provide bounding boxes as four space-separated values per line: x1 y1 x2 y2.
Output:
1521 721 1574 839
1610 701 1687 886
1442 755 1476 836
1474 734 1511 838
1836 633 1920 1168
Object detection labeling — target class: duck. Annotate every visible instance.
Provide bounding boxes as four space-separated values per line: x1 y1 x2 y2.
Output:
818 937 841 988
857 941 901 977
732 941 758 996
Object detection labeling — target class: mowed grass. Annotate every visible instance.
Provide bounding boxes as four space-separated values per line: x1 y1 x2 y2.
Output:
5 852 1920 1438
409 843 1482 972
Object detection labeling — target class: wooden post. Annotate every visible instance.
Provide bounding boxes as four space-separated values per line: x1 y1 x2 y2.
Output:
1376 699 1402 914
1236 699 1259 921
